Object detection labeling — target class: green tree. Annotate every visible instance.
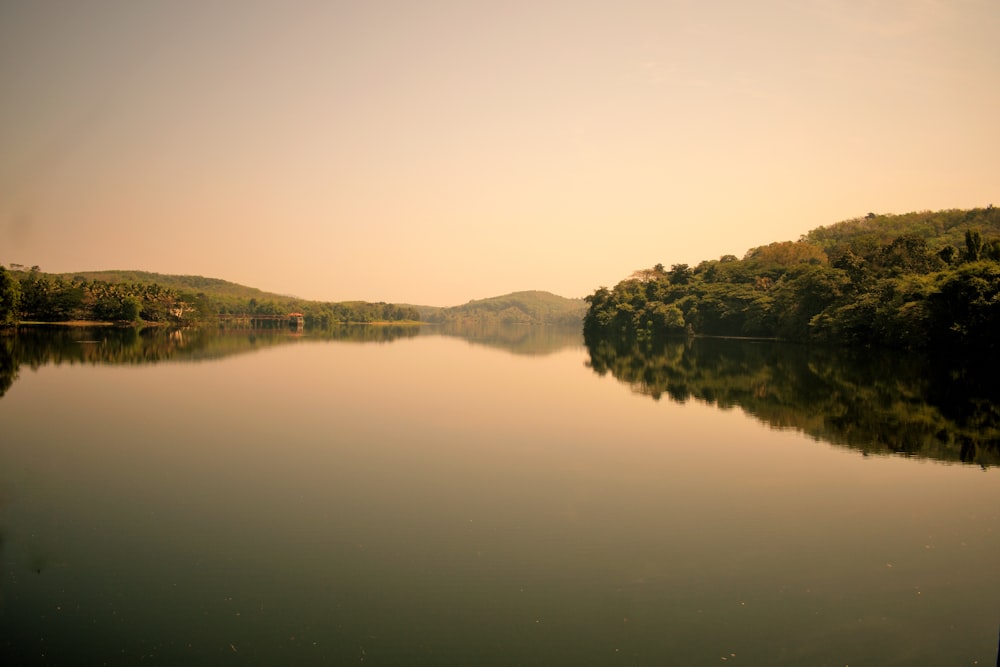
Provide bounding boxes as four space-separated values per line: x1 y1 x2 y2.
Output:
669 263 693 285
929 263 1000 350
965 229 983 262
18 267 52 320
119 295 143 322
771 265 850 340
938 245 959 265
876 235 942 274
0 265 21 325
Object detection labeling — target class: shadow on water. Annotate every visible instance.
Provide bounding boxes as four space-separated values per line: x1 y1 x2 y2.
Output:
585 335 1000 467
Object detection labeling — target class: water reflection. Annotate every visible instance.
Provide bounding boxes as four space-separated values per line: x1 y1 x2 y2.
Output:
1 324 998 664
0 323 583 399
585 336 1000 467
7 325 996 467
0 325 420 396
0 334 15 397
433 321 583 355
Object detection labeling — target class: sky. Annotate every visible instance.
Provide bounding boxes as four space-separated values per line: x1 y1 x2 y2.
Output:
1 0 998 306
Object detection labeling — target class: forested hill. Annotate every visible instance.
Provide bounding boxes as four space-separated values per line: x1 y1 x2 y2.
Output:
0 266 585 328
58 270 276 300
425 291 587 325
0 266 423 326
803 208 1000 251
584 206 1000 351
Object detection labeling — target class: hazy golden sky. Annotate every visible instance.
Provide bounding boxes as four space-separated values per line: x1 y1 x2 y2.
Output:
2 0 998 305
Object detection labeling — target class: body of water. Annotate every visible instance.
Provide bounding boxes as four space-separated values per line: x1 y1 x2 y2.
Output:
1 326 997 665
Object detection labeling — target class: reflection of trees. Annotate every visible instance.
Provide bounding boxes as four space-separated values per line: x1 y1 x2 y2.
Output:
0 334 17 398
10 326 283 368
434 322 583 356
312 324 422 344
0 324 423 398
585 335 1000 467
1 323 573 399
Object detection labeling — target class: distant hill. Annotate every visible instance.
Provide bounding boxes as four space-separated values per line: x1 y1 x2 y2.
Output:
21 269 582 325
57 270 278 301
7 267 420 325
427 290 587 325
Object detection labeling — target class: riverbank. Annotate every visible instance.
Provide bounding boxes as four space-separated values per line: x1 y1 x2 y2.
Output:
17 320 118 327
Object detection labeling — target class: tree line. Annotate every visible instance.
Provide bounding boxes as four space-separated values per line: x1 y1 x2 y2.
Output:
584 207 1000 352
0 265 421 328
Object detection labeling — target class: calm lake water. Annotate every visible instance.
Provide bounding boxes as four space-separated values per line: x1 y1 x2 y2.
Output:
1 325 998 666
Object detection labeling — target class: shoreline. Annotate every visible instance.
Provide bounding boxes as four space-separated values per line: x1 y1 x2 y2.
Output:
18 320 119 327
14 319 429 329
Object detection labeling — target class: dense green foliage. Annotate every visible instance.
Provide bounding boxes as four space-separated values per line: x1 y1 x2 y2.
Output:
0 265 20 326
3 266 582 328
3 266 421 327
62 270 276 300
584 207 1000 351
426 290 586 325
586 336 1000 467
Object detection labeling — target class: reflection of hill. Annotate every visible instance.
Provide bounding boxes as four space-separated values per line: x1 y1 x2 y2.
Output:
0 325 422 398
0 322 579 399
433 322 583 356
585 336 1000 467
313 324 422 345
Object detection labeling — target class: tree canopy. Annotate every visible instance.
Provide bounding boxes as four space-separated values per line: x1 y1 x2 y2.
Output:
2 266 422 328
584 206 1000 353
0 265 20 326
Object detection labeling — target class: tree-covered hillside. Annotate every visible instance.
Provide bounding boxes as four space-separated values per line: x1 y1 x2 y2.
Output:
0 266 584 329
584 206 1000 352
426 290 587 325
60 270 277 300
0 266 421 327
804 208 1000 253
